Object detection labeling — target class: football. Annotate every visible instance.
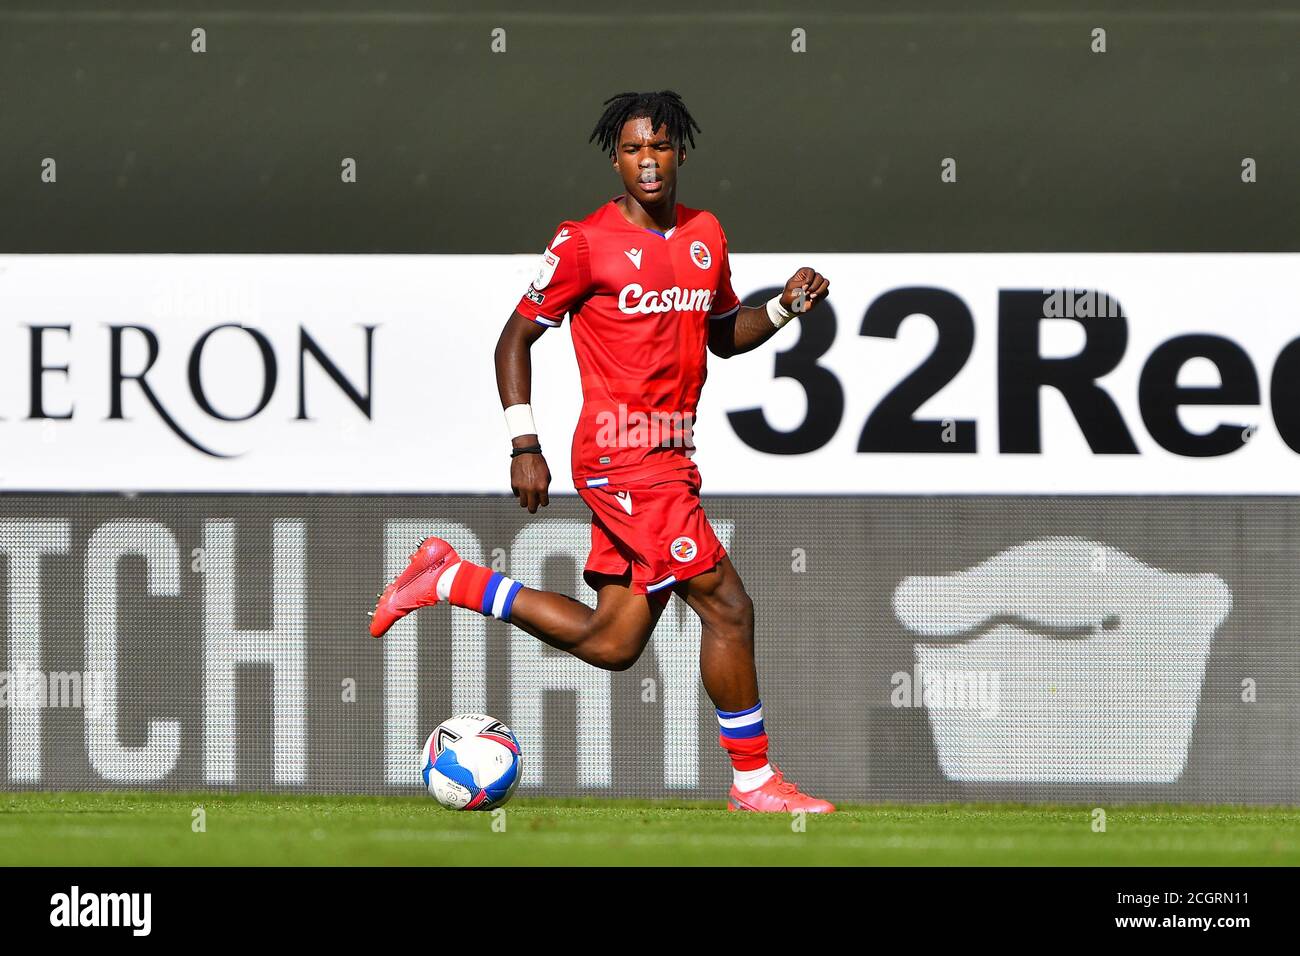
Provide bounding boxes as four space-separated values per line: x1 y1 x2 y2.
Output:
421 714 522 810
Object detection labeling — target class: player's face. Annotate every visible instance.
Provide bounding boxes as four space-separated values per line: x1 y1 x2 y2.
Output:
612 117 686 206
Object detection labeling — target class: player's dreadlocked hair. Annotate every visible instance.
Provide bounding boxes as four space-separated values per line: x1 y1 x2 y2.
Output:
588 90 702 156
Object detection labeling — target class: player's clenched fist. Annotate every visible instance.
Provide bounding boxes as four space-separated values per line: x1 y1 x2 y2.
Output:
510 452 551 513
781 267 830 314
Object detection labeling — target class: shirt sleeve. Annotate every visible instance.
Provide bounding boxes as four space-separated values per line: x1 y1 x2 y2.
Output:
514 223 591 328
708 224 741 321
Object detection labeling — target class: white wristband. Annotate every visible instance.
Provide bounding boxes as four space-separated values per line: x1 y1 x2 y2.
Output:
504 403 537 440
766 295 796 329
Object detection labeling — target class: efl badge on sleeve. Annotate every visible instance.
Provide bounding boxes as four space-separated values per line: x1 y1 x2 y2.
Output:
534 249 560 290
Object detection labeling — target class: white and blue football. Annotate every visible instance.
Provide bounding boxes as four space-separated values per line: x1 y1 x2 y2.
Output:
421 714 522 810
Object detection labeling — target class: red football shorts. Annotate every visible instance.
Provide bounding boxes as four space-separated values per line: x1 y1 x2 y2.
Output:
576 463 726 597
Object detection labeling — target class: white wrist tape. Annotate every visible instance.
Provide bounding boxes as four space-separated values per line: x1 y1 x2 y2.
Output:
766 295 796 329
504 403 537 440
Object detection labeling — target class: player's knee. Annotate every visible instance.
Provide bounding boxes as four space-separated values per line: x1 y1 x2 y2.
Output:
705 588 754 642
585 638 644 672
579 623 648 671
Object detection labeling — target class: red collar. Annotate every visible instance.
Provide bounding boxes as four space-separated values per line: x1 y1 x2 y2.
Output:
609 195 679 236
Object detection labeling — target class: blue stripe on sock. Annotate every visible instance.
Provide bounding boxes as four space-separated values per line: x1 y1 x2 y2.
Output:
716 701 762 720
719 721 766 740
499 580 523 621
480 572 503 616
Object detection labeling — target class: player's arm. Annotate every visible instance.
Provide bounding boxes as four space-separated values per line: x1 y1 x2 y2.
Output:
495 310 551 513
708 267 830 359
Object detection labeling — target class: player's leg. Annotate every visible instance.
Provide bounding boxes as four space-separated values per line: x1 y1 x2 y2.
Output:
507 571 670 671
676 554 835 813
675 555 758 711
574 466 817 806
370 537 665 672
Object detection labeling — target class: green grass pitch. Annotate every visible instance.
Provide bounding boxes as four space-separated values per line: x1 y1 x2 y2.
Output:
3 792 1298 866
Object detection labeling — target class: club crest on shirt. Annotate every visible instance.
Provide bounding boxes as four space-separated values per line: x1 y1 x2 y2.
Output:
534 249 560 290
689 240 711 270
670 536 698 562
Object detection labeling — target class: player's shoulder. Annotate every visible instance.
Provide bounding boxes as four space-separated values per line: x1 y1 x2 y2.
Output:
677 203 727 239
571 197 633 238
540 200 623 252
573 197 629 229
580 198 620 226
542 219 589 253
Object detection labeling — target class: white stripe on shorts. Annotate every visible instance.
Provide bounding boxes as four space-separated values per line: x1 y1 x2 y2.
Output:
645 574 677 593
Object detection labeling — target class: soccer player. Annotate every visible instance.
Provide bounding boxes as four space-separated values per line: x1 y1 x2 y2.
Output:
372 90 833 812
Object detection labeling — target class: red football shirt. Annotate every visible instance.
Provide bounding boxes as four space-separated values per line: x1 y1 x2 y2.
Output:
514 196 741 487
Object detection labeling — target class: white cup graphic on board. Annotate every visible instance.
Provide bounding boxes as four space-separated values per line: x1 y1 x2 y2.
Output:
892 537 1232 783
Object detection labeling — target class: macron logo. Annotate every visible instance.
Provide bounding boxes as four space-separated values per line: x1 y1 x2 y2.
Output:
50 886 152 937
550 228 572 249
625 248 643 270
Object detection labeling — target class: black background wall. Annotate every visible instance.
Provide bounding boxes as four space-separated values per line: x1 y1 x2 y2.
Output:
2 0 1296 253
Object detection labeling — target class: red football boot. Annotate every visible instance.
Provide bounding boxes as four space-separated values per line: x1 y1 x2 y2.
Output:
369 537 461 638
727 765 836 813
